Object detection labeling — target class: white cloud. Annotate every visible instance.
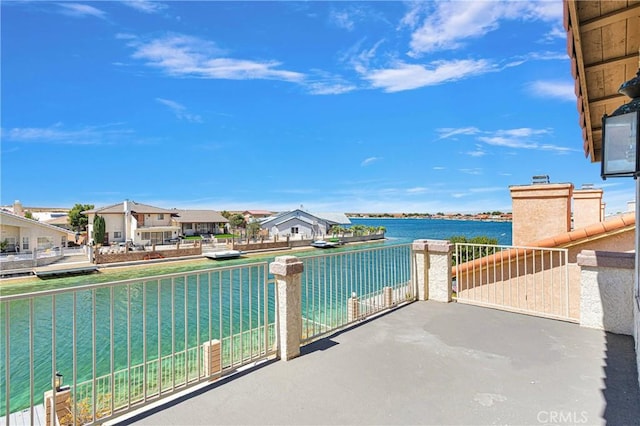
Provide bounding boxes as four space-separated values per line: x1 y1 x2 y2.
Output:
307 82 357 95
406 0 563 56
2 123 132 145
478 128 575 153
406 187 428 194
528 80 575 102
361 157 382 166
468 186 505 194
156 98 202 123
330 10 355 31
466 149 486 157
57 3 107 19
437 127 480 140
126 33 305 82
120 0 167 14
362 59 496 92
496 128 551 138
478 136 537 149
398 1 429 30
438 126 577 154
541 26 566 42
305 70 358 95
459 168 483 175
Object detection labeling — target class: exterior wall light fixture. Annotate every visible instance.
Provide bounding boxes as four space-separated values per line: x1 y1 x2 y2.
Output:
601 61 640 179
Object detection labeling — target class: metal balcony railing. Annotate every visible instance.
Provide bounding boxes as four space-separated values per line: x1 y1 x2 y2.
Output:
454 243 572 321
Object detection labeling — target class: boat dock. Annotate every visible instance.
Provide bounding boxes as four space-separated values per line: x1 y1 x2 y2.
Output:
0 404 45 426
34 265 99 279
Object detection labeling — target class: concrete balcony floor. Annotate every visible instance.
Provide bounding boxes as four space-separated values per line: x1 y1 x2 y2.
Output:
118 301 640 426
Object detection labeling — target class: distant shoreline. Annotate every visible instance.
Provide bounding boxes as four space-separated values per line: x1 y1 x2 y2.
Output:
349 216 512 222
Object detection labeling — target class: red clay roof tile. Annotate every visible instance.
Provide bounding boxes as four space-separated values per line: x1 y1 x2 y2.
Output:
452 213 636 276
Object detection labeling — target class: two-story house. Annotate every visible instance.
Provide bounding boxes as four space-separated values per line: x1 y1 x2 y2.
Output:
84 200 180 246
84 201 232 246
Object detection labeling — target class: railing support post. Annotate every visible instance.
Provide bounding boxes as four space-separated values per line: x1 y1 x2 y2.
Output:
269 256 303 361
347 292 360 322
383 286 393 308
412 239 453 302
202 339 222 379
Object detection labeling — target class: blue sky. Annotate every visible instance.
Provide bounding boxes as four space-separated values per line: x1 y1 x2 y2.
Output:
1 0 635 214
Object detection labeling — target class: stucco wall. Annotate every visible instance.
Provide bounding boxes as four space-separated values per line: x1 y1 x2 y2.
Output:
564 231 634 263
510 183 573 246
95 244 202 264
104 216 126 243
0 254 64 271
635 297 640 387
573 189 603 230
577 250 634 335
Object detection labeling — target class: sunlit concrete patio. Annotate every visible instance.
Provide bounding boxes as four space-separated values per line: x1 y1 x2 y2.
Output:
115 301 639 426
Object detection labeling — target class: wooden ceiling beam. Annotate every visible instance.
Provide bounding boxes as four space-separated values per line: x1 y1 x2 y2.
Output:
588 93 628 107
583 52 640 72
579 3 640 33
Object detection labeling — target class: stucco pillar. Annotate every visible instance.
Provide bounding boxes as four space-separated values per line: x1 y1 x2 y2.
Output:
383 286 393 308
202 339 222 378
269 256 303 361
573 187 604 229
412 239 453 302
510 182 573 245
347 293 360 322
577 250 634 335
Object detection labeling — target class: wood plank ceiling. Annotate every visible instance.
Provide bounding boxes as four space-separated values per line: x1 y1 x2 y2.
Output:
564 0 640 162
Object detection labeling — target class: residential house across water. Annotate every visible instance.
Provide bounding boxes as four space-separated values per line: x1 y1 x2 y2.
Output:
84 200 229 246
260 209 351 239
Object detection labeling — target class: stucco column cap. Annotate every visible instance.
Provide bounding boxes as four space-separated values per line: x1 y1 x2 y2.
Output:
576 250 635 269
412 239 453 253
269 255 304 276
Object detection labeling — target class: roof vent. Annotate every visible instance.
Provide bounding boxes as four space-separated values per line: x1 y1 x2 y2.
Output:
532 175 550 184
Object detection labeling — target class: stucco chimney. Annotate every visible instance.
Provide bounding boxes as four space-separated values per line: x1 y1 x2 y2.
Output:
509 179 573 246
13 200 24 217
572 185 604 229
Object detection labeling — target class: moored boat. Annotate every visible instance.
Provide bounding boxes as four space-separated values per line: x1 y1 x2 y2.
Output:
310 240 339 249
204 250 244 260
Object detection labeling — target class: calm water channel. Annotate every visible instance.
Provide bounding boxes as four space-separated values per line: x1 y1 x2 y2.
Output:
0 218 511 414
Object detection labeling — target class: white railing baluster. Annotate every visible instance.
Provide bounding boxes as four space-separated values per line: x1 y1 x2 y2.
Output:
455 243 571 322
2 249 414 424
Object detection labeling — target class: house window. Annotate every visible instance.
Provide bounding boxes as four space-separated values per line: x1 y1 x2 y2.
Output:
114 231 122 239
291 227 299 234
185 223 192 229
22 237 29 250
37 237 53 249
157 214 164 220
